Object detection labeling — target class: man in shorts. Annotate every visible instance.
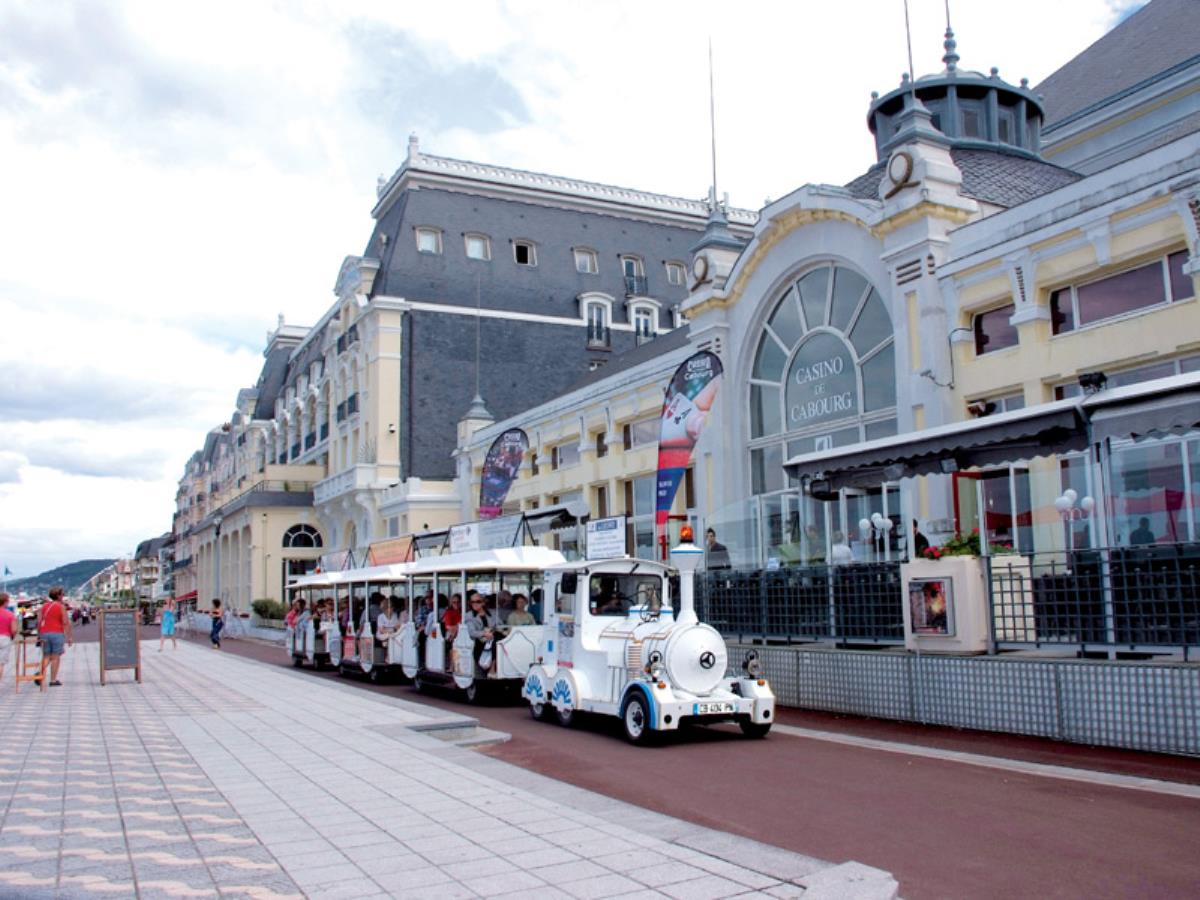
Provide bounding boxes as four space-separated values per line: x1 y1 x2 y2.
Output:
0 592 16 682
38 585 74 691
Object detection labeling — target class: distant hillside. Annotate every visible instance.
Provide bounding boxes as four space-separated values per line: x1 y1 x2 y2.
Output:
4 559 116 596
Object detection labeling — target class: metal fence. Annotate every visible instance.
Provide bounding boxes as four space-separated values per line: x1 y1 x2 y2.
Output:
989 544 1200 656
698 563 904 644
730 642 1200 756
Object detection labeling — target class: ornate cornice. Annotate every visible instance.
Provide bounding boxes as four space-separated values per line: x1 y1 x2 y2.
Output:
871 201 974 238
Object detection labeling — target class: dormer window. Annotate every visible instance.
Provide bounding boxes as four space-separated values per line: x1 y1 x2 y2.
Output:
465 233 491 261
621 256 646 296
633 308 655 344
586 302 610 349
415 227 442 255
513 240 536 267
665 261 686 286
574 247 598 274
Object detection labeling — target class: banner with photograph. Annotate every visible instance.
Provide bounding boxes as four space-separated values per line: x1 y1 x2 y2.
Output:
479 428 529 520
655 350 723 527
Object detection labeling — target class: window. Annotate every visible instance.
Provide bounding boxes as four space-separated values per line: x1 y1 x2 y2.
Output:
282 524 323 549
465 233 491 261
665 261 686 285
973 304 1018 355
513 240 536 266
588 574 662 616
415 227 442 255
586 302 609 348
623 475 657 560
968 392 1024 416
574 248 598 274
551 443 580 470
622 256 646 296
1051 250 1192 335
633 307 655 343
961 104 983 138
623 417 658 450
595 431 608 458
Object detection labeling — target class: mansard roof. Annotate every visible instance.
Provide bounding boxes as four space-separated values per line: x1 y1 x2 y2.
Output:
843 147 1079 208
1036 0 1200 128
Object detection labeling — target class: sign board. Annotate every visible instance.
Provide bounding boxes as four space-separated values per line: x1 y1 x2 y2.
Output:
586 516 627 559
909 578 955 636
478 514 523 551
449 523 479 554
99 608 142 685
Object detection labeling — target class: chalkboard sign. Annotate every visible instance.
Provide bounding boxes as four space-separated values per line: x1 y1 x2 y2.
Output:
99 608 141 685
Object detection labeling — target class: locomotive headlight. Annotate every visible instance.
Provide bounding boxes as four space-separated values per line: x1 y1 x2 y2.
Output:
743 650 763 678
646 650 666 682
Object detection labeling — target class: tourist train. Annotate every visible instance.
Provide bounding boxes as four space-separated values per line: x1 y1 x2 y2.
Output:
285 530 775 744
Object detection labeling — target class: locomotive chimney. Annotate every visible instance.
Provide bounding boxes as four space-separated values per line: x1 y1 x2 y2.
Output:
670 526 704 625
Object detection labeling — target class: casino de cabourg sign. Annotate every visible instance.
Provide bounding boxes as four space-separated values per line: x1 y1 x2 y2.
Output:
784 333 859 428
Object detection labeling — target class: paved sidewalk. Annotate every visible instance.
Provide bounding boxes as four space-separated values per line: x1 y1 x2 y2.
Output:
0 643 898 900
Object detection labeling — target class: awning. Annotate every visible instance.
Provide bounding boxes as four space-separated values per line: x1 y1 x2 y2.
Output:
1084 372 1200 443
785 399 1088 494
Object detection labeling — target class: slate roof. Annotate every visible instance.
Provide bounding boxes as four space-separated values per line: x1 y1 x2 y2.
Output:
843 148 1080 209
252 341 297 421
562 326 691 395
1036 0 1200 129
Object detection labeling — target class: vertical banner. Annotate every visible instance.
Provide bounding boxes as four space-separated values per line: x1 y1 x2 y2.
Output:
655 351 723 528
479 428 528 520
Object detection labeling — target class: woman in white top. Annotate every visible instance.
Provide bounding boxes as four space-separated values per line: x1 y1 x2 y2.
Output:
375 598 399 639
830 531 854 565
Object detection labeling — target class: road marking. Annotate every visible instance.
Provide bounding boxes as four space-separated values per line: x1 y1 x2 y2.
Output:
771 723 1200 799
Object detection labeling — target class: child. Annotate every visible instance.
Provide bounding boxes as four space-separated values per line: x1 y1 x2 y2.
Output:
210 599 224 649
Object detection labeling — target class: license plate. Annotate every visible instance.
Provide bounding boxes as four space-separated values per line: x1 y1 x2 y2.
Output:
693 701 735 715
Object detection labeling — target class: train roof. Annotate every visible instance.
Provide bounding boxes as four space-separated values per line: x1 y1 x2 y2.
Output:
406 546 566 576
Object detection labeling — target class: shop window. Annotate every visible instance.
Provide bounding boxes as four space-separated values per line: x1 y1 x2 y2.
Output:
513 240 537 266
1051 251 1191 335
465 233 491 261
415 227 442 255
973 304 1018 355
574 247 598 274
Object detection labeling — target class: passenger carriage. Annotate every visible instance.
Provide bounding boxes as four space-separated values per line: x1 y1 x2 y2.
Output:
330 565 410 683
394 546 565 702
522 533 776 744
285 570 338 669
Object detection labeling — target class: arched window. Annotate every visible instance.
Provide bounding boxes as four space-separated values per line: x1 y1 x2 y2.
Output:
748 263 896 494
282 524 323 549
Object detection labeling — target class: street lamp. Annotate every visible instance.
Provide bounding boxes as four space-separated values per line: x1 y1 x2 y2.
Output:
1054 490 1095 552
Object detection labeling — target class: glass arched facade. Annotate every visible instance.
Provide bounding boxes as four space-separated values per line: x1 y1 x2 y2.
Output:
748 263 897 495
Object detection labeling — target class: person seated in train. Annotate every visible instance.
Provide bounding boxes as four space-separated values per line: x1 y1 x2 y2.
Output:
591 577 627 615
495 590 515 624
439 594 462 671
286 598 305 630
506 594 535 626
375 598 399 642
366 592 385 633
465 592 499 675
387 595 409 626
528 588 544 622
415 592 434 631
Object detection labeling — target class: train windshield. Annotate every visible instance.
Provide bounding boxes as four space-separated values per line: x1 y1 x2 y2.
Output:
588 574 663 616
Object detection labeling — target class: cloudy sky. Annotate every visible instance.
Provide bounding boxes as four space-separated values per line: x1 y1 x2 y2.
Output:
0 0 1140 577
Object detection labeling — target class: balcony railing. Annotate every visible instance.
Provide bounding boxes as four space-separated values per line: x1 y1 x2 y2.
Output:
346 393 359 415
624 274 648 296
586 323 611 349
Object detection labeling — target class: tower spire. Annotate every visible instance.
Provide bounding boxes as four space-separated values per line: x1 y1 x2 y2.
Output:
942 0 959 72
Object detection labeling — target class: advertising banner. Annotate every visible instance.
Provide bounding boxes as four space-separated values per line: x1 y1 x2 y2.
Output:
655 351 723 527
479 428 529 520
367 536 413 566
449 523 479 554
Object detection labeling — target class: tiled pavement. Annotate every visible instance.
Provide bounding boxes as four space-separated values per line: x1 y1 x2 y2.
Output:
0 643 897 899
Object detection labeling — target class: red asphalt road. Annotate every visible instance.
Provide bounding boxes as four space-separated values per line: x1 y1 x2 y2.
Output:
86 624 1200 900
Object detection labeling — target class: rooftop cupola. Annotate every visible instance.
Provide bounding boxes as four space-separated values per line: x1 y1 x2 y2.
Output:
867 21 1046 162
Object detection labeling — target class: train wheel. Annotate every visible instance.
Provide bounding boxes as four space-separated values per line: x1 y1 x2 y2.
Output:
292 655 303 668
368 667 382 684
529 700 551 721
554 705 576 728
464 681 481 704
621 693 655 746
739 720 771 739
412 673 426 694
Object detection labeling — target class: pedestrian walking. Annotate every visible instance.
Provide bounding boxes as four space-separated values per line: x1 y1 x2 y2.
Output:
37 586 73 691
0 592 16 683
209 598 224 649
159 597 178 651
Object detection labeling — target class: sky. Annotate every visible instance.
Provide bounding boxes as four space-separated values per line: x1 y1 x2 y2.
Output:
0 0 1143 577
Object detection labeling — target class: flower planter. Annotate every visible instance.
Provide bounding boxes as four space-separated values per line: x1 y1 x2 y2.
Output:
900 556 989 653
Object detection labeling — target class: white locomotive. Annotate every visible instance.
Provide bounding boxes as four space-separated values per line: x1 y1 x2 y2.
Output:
522 533 775 744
